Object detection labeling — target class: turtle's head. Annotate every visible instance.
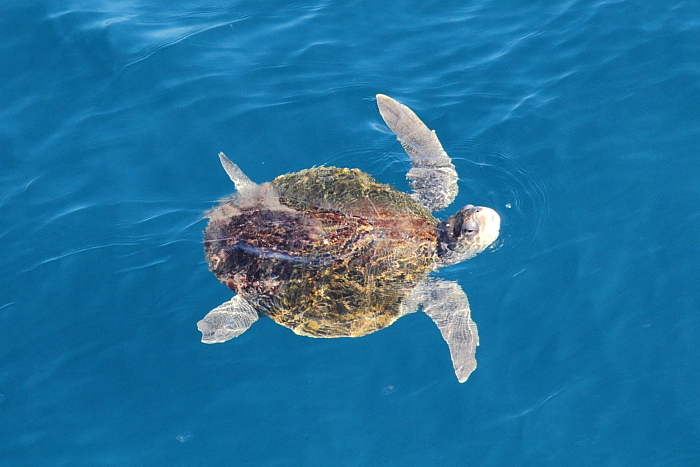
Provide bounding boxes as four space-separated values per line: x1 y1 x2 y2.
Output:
436 205 500 267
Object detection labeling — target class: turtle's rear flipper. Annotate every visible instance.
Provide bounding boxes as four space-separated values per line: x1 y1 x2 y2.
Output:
376 94 458 212
403 279 479 383
218 152 258 195
198 295 259 344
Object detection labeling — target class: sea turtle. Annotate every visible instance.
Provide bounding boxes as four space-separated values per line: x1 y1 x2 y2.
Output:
198 94 500 382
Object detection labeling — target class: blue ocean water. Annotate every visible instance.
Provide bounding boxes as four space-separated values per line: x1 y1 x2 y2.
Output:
1 0 699 464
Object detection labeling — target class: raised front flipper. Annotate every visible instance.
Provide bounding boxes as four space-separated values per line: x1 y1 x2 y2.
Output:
403 279 479 383
376 94 458 212
197 295 259 344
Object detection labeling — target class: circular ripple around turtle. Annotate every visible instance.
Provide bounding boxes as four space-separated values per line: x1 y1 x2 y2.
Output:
448 140 557 278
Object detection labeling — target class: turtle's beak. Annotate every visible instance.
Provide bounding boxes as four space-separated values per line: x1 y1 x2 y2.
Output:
473 206 500 252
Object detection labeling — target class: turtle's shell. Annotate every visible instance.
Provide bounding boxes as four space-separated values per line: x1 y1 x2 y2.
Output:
204 167 438 337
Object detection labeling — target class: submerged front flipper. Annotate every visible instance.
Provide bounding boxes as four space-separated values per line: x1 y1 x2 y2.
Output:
404 279 479 383
197 295 259 344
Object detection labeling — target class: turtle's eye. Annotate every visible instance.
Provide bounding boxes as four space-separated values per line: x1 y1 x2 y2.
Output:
462 220 479 237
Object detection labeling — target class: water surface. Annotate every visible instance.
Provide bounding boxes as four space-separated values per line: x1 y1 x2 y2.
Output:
1 0 699 465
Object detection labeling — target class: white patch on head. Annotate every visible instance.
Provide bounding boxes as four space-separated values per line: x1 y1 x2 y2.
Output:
473 206 501 252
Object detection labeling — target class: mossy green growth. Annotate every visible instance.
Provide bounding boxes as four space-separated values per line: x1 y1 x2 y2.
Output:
272 167 435 223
